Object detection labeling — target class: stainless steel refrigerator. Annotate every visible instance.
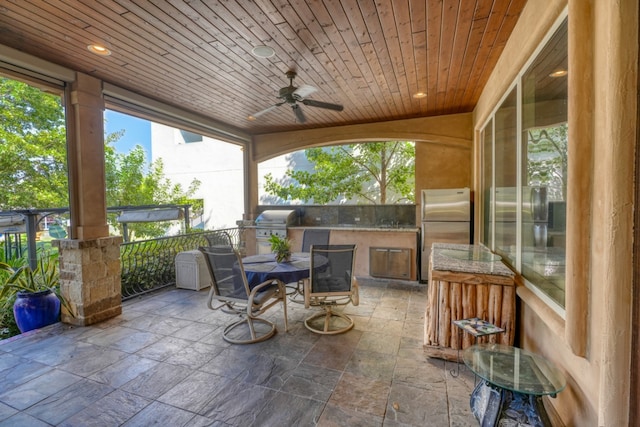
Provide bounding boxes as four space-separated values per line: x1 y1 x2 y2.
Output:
420 188 471 280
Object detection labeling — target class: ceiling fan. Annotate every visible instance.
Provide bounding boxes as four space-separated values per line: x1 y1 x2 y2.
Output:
249 71 344 123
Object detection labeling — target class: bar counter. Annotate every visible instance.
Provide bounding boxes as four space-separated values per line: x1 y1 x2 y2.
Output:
424 243 516 361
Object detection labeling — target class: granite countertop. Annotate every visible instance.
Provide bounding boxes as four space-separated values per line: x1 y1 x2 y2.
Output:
431 243 515 277
288 225 420 232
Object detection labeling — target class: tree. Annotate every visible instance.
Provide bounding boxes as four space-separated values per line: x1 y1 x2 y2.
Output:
104 143 201 240
264 141 415 204
526 124 568 201
0 78 68 209
0 77 201 239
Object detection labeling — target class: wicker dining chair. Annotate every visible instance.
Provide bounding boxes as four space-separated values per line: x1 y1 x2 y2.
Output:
199 245 288 344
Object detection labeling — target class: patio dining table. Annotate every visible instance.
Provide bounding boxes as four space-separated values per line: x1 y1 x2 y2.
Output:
240 252 328 289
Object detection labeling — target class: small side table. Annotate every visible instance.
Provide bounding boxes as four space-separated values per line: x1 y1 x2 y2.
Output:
463 343 567 427
450 317 505 377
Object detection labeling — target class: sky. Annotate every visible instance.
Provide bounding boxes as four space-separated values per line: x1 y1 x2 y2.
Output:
104 110 152 164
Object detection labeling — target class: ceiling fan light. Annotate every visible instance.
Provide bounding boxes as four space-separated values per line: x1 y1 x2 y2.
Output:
251 45 275 58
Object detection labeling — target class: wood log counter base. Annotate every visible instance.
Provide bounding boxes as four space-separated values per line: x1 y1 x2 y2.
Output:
424 243 516 361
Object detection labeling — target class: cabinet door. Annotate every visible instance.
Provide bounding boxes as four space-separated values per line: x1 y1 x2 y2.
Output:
387 248 411 279
369 248 389 278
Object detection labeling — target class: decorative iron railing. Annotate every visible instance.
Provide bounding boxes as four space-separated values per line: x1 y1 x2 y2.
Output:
120 228 242 300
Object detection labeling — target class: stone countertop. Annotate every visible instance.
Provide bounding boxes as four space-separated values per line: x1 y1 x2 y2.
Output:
288 225 420 232
431 243 515 277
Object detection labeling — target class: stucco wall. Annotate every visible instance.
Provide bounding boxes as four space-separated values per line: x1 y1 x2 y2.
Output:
250 113 473 221
473 0 638 425
151 123 245 229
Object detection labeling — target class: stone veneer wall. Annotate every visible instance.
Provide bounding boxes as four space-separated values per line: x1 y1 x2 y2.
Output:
53 236 123 326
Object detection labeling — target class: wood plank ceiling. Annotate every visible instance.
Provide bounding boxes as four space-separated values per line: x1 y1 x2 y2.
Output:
0 0 528 136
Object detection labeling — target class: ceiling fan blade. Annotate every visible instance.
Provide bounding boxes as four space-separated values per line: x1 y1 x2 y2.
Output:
301 98 344 111
292 104 306 123
249 102 284 119
293 84 317 100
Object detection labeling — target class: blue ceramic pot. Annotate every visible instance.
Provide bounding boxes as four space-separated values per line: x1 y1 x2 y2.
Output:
13 289 61 333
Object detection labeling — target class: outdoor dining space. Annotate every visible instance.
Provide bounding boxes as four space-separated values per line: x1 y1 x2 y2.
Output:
0 277 477 426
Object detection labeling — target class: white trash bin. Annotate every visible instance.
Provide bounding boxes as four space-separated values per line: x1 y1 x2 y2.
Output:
175 250 211 290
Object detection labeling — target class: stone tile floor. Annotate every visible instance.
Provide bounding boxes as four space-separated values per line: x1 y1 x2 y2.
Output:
0 279 477 426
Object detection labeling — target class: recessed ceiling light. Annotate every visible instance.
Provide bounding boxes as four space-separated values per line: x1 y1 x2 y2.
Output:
251 45 275 58
87 44 111 56
247 115 257 121
549 69 567 77
413 92 427 99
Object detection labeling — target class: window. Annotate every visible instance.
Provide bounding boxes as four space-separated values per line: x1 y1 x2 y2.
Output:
494 89 518 265
520 20 568 307
179 130 203 143
481 121 493 247
480 18 567 309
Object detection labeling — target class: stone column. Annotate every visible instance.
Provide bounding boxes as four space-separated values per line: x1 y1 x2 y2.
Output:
55 72 122 325
53 236 123 325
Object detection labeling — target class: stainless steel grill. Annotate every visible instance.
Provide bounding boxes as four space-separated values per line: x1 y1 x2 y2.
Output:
254 210 297 254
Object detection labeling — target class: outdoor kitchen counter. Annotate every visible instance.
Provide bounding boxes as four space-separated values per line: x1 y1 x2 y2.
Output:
287 226 420 281
288 225 420 232
430 242 515 277
425 243 517 361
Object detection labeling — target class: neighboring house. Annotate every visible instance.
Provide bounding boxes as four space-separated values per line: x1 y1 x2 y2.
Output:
151 123 244 229
150 122 311 228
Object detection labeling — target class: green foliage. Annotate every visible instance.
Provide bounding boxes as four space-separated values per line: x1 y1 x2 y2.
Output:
0 77 201 241
0 78 68 209
264 141 415 204
526 124 568 201
0 251 60 296
0 250 72 338
268 234 291 263
104 144 202 240
0 293 19 340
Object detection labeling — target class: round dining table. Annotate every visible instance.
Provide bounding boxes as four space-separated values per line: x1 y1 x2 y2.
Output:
240 252 327 289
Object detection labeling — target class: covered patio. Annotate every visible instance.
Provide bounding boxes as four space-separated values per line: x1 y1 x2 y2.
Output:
0 1 639 425
0 279 477 426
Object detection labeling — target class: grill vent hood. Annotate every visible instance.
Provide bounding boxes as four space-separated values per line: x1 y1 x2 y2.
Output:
255 210 297 227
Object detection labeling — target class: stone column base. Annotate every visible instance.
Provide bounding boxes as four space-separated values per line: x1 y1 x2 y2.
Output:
53 236 123 326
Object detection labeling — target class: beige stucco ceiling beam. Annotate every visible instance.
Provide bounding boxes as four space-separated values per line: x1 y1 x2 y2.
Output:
251 113 473 162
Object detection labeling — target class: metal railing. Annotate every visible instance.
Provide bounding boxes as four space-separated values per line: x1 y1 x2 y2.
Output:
120 228 242 300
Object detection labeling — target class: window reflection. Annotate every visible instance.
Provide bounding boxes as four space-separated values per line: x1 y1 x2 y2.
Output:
520 20 568 307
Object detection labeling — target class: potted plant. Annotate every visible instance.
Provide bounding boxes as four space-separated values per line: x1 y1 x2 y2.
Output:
268 234 292 263
0 254 70 333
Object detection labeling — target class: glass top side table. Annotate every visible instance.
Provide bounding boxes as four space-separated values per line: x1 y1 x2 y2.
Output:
450 318 505 377
462 343 567 427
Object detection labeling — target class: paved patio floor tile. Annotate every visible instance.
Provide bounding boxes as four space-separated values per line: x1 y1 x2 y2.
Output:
0 279 477 426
